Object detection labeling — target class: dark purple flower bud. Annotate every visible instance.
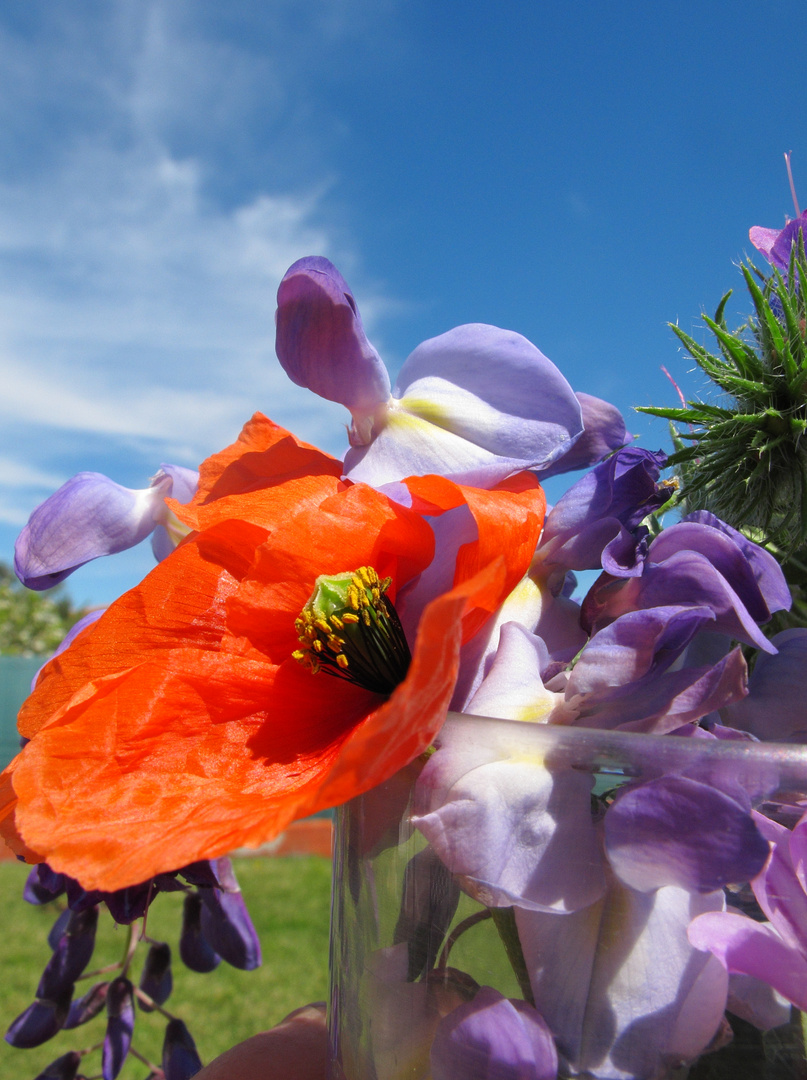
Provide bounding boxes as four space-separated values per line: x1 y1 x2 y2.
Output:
162 1018 203 1080
102 977 135 1080
47 908 72 951
5 988 73 1048
199 887 262 971
102 882 155 924
24 864 66 905
430 986 558 1080
138 942 173 1011
63 981 109 1029
37 907 98 1000
34 1050 82 1080
393 846 460 980
175 859 222 889
179 893 220 973
64 878 104 913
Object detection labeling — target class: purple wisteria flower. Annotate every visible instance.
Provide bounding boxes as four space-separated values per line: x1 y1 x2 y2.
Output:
689 810 807 1012
720 628 807 742
15 464 198 590
430 986 558 1080
275 256 629 487
581 510 791 654
532 446 671 582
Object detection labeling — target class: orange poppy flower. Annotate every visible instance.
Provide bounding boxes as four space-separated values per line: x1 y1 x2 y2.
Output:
0 415 545 892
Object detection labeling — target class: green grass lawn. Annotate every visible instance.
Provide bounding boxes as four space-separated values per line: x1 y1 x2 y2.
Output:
0 856 333 1079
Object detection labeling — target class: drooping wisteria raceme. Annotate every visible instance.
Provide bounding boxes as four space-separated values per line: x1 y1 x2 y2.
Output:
4 212 807 1080
7 857 259 1079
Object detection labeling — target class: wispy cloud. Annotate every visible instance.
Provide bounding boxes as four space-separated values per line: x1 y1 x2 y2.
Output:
0 1 392 586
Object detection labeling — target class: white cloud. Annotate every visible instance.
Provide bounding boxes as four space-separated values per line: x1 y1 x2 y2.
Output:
0 0 395 584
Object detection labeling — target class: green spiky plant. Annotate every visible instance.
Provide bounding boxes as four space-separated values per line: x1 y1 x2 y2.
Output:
638 233 807 632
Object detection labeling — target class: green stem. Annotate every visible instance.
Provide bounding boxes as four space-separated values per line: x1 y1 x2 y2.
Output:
489 907 535 1007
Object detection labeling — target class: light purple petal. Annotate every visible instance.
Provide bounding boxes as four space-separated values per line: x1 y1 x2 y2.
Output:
430 987 558 1080
749 225 781 260
689 911 807 1010
536 447 668 574
450 577 586 714
15 473 167 589
539 392 630 479
726 972 791 1031
518 882 728 1080
150 464 198 561
751 827 807 956
465 622 563 724
345 323 584 487
573 643 748 734
412 719 604 914
722 629 807 741
569 606 715 696
683 512 791 616
275 256 390 420
604 776 769 893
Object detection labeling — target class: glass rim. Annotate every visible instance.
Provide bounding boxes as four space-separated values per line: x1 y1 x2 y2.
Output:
443 711 807 796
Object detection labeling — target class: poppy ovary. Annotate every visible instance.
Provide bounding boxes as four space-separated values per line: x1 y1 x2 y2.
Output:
293 566 411 695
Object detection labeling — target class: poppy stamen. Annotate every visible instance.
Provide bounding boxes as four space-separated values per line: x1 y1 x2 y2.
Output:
293 566 411 695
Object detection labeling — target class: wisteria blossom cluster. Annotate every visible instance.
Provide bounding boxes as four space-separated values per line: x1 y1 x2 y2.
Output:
3 185 807 1080
6 857 260 1078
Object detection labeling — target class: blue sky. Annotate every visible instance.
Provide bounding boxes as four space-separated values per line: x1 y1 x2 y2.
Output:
1 0 805 608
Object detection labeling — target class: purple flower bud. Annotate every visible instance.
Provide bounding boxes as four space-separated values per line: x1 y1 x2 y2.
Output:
24 864 66 905
179 893 220 973
62 981 109 1029
33 1051 82 1080
179 859 227 889
102 882 155 924
47 909 72 951
162 1018 203 1080
37 907 98 1000
64 878 104 912
430 987 558 1080
102 977 135 1080
5 988 73 1048
393 846 460 980
138 942 173 1011
199 887 262 971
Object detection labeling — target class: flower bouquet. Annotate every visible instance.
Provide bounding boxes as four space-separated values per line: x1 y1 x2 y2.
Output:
4 165 807 1080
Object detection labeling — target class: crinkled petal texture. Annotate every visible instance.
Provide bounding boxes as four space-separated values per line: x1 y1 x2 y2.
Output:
2 415 545 892
344 324 584 488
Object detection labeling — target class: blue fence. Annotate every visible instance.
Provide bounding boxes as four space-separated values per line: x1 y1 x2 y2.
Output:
0 656 43 769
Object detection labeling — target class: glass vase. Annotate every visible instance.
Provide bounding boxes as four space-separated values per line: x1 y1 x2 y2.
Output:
328 712 807 1080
